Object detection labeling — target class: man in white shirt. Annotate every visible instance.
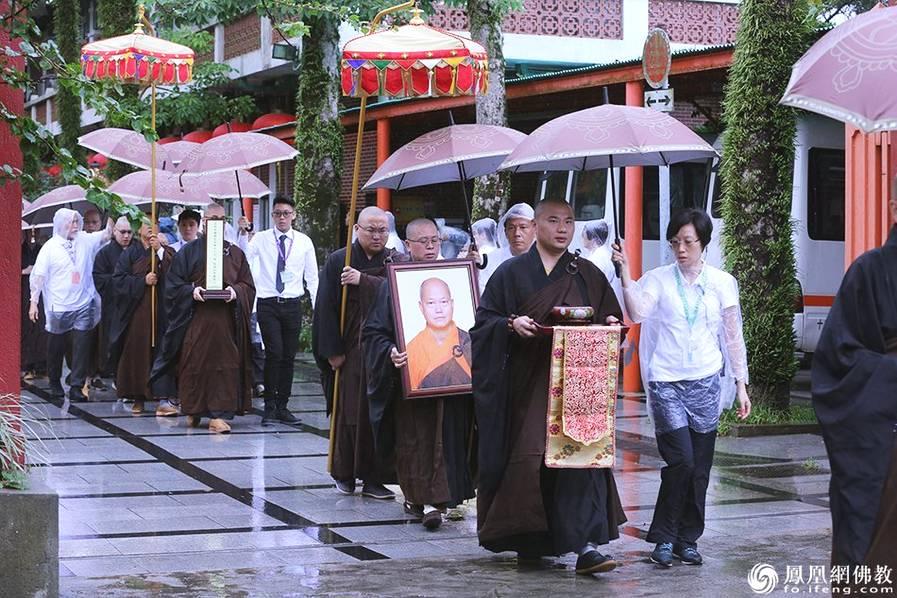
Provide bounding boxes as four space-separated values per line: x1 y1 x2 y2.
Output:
170 209 201 252
29 207 113 402
244 196 318 425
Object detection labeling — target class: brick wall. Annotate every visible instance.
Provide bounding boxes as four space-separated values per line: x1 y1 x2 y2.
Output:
429 0 623 40
340 130 378 205
224 14 261 60
648 0 740 45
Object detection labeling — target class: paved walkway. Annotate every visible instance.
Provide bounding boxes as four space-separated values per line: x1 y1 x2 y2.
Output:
22 359 834 597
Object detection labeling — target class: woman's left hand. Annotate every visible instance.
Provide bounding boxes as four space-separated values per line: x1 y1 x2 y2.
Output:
736 383 751 420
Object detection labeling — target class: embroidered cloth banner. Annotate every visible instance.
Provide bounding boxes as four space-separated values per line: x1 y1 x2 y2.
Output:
545 325 620 469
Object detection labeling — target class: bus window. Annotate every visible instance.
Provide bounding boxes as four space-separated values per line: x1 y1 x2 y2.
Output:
542 171 569 202
807 148 845 241
625 163 710 240
571 169 607 220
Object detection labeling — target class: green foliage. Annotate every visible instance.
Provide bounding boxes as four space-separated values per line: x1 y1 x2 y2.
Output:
53 0 83 159
98 0 139 37
720 0 814 410
717 403 817 436
0 398 55 490
293 13 343 256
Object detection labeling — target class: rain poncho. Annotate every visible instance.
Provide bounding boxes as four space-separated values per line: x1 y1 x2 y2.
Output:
439 224 471 259
29 208 104 333
478 203 535 293
384 210 406 255
472 218 498 255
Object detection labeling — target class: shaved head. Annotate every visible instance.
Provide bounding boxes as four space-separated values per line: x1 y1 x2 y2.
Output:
534 198 573 219
535 198 575 255
419 277 451 301
355 206 389 256
358 206 387 225
419 277 454 330
406 218 437 239
404 218 440 261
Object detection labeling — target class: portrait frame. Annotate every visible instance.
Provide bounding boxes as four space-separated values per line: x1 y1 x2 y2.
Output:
386 259 480 399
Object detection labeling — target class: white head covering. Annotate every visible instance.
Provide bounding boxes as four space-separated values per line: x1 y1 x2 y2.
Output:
471 218 497 254
384 210 406 254
52 207 82 241
479 203 535 293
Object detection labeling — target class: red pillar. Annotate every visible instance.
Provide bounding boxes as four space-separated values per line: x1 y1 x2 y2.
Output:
623 81 644 393
0 2 25 461
376 118 391 210
844 127 893 267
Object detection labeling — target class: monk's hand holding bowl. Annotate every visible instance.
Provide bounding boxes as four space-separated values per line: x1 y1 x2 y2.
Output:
605 315 621 325
192 285 206 302
328 355 346 371
390 346 408 368
225 286 237 303
145 272 158 286
512 315 538 338
340 267 361 286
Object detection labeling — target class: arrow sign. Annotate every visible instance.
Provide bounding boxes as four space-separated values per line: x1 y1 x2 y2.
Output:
645 88 674 112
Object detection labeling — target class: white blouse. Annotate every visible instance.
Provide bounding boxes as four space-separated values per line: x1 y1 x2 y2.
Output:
624 262 748 383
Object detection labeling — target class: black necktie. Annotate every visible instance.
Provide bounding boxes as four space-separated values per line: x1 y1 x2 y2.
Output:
276 234 287 293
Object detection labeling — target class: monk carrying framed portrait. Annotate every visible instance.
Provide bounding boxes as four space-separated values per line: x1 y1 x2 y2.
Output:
386 259 479 398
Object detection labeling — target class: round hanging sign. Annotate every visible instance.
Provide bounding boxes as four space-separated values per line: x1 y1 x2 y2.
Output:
642 28 672 89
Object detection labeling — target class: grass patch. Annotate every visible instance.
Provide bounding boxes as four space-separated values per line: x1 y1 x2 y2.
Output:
717 404 817 436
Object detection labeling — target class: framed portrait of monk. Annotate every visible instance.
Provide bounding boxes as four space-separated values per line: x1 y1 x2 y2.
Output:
387 259 479 399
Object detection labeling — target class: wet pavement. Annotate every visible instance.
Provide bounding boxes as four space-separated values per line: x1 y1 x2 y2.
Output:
21 359 834 597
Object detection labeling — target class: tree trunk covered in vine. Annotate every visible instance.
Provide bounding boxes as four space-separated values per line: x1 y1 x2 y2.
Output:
468 0 509 220
293 14 343 257
719 0 811 411
53 0 82 158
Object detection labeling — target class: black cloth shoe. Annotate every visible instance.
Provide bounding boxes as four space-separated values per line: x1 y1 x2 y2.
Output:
361 483 395 500
48 384 65 399
261 407 278 426
650 542 674 568
276 408 300 425
68 388 88 403
90 377 107 390
421 508 442 530
335 479 356 495
673 545 703 565
575 550 617 575
403 502 424 517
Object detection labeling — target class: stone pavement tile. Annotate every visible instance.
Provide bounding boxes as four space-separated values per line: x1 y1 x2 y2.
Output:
60 508 144 524
28 419 112 440
293 508 382 525
61 494 185 511
127 503 253 520
329 523 419 543
704 482 779 501
373 540 458 559
272 548 358 567
38 479 161 498
59 563 75 578
750 476 831 496
168 492 247 507
704 499 826 519
138 549 294 575
59 520 101 537
145 478 212 493
204 513 286 529
426 538 490 556
85 516 225 536
62 556 152 577
241 529 321 549
60 539 122 559
109 529 320 556
705 513 830 538
715 434 826 461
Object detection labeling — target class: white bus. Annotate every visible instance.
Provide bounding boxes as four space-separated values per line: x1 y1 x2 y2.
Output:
533 114 846 355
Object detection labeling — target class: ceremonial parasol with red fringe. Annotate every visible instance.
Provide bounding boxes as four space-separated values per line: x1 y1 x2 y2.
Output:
80 4 195 346
327 1 490 471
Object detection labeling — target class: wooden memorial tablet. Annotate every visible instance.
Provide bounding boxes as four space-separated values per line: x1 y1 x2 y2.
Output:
201 218 232 301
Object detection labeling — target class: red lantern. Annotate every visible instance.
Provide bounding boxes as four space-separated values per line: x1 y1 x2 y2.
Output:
212 122 252 138
183 130 213 143
251 113 295 131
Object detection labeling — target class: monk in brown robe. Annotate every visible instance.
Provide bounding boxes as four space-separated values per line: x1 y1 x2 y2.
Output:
406 278 472 390
313 206 398 499
109 223 176 416
363 218 475 530
471 199 626 575
150 203 256 434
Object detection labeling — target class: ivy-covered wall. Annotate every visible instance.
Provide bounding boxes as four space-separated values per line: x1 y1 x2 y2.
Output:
720 0 812 409
53 0 81 158
293 13 342 256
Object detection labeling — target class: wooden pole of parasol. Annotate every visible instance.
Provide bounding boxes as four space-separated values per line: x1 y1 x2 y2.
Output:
150 82 157 347
328 0 416 473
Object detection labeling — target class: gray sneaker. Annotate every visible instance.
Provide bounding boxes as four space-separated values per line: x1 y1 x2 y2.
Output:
650 542 674 568
673 545 703 565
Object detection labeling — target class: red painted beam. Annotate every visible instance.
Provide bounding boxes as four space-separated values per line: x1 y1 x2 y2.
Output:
0 1 24 462
623 81 644 394
376 118 391 210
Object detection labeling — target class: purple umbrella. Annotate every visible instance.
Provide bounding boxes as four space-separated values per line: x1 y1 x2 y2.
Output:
499 103 716 246
108 170 208 207
22 185 93 225
363 124 526 190
161 140 201 168
78 127 171 170
193 170 271 200
781 5 897 133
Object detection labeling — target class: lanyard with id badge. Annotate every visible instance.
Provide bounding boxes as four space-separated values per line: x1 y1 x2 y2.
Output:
65 242 81 286
674 266 707 367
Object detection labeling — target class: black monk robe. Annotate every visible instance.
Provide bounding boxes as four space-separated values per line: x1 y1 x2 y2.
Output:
149 237 256 418
92 240 128 374
363 279 475 508
312 242 399 483
108 244 176 401
812 226 897 571
471 245 626 556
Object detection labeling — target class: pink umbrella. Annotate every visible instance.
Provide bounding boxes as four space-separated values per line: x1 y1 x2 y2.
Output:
161 140 201 168
108 170 208 206
192 170 271 200
363 124 526 190
500 102 716 245
177 132 298 175
78 127 171 170
780 5 897 133
22 219 53 230
22 185 94 225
